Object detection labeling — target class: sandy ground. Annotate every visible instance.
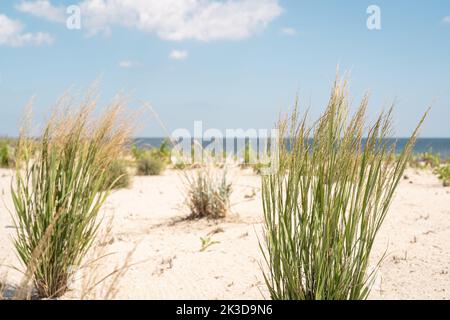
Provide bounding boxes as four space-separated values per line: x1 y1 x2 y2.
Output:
0 167 449 300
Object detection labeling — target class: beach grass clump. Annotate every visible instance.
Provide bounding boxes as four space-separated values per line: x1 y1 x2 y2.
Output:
251 162 270 175
238 143 267 174
136 153 166 176
103 159 132 190
11 93 132 298
261 76 426 300
409 151 441 169
199 236 220 252
435 164 450 187
184 168 232 219
132 139 171 175
0 139 15 168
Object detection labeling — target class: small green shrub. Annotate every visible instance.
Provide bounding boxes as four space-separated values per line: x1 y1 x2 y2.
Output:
132 139 172 174
0 140 15 168
158 138 172 161
170 147 192 170
132 139 171 162
137 154 166 176
104 160 132 189
252 162 269 175
184 169 232 219
199 237 220 252
131 144 146 160
0 280 4 299
409 151 441 169
435 165 450 187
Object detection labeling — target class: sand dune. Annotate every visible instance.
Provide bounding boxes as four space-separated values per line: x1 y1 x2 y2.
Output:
0 167 449 299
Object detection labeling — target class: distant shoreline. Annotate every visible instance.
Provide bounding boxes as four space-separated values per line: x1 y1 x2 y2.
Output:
134 137 450 158
3 136 450 157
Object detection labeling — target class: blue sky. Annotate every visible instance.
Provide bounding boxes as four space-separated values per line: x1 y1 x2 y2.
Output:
0 0 449 137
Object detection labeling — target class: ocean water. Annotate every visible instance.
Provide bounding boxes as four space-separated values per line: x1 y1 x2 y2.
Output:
392 138 450 157
134 138 450 158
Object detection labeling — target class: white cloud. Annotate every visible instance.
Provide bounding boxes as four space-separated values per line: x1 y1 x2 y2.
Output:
119 60 135 68
169 50 188 60
443 16 450 24
0 14 53 47
281 27 296 36
16 0 66 23
18 0 283 41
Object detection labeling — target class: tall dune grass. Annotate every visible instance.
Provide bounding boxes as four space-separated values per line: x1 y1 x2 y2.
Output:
11 93 132 298
261 76 427 300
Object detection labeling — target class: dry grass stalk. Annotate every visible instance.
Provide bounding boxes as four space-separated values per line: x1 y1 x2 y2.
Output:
77 217 138 300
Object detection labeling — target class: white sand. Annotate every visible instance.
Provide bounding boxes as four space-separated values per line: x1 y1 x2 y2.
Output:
0 167 449 299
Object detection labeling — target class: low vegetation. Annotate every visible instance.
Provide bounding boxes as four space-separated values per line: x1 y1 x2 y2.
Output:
103 159 132 190
407 151 450 186
184 168 232 219
0 139 15 168
136 153 166 176
132 140 170 175
435 164 450 187
409 151 442 169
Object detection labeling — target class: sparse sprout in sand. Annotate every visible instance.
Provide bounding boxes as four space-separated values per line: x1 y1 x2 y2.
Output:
131 144 146 160
78 218 137 300
158 138 172 162
11 91 133 298
184 168 232 219
261 75 427 300
199 237 220 252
